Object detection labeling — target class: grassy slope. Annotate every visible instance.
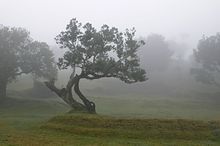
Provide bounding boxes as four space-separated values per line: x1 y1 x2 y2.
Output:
0 96 220 146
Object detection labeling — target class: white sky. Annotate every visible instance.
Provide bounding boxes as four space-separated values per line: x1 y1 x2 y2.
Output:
0 0 220 48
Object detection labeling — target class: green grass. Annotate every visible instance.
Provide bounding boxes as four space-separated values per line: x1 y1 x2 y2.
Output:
0 96 220 145
43 114 220 140
91 96 220 120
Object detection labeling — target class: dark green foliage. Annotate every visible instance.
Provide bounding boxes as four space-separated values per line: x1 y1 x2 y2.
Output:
192 33 220 87
56 18 146 83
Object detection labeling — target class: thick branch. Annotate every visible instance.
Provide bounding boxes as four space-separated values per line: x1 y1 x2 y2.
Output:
66 68 77 90
44 81 64 97
45 81 85 110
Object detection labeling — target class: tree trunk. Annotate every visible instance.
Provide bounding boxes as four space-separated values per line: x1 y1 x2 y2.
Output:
0 80 7 100
45 81 87 112
74 76 96 113
45 73 96 114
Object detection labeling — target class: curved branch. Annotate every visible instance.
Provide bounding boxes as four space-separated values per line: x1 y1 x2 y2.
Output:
44 81 64 97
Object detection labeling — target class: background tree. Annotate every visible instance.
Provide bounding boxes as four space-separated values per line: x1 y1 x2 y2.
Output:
191 33 220 87
0 25 57 99
140 34 173 72
45 18 147 113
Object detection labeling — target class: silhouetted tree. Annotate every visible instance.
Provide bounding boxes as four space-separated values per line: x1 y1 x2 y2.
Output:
45 18 147 113
0 25 57 99
191 33 220 87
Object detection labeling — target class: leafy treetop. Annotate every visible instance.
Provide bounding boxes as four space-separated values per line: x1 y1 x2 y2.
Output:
56 18 146 83
0 25 57 83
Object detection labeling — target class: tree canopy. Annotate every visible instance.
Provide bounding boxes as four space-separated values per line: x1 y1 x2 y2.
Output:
140 34 173 72
56 18 146 83
192 33 220 87
0 25 57 98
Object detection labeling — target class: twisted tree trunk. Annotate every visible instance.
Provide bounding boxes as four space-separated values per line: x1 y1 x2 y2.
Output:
45 74 96 113
45 81 86 112
74 76 96 113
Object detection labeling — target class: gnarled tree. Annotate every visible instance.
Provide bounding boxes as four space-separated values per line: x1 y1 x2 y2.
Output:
0 25 57 99
45 18 147 113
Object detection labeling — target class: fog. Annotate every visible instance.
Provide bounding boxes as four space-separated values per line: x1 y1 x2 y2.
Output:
1 0 220 46
1 0 220 99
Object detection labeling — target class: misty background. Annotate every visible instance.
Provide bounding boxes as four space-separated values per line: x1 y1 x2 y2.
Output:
1 0 220 100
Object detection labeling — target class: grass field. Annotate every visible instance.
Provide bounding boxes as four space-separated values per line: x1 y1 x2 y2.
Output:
0 95 220 146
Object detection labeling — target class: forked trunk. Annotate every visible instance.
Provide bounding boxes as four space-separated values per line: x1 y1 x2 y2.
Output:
45 74 96 113
45 72 96 113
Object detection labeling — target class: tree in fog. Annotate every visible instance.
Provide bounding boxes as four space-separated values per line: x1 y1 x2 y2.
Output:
191 33 220 87
140 34 173 72
45 18 147 113
0 25 57 99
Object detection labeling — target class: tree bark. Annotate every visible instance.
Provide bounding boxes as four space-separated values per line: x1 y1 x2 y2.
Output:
44 81 87 112
0 80 7 100
45 73 96 113
74 76 96 113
